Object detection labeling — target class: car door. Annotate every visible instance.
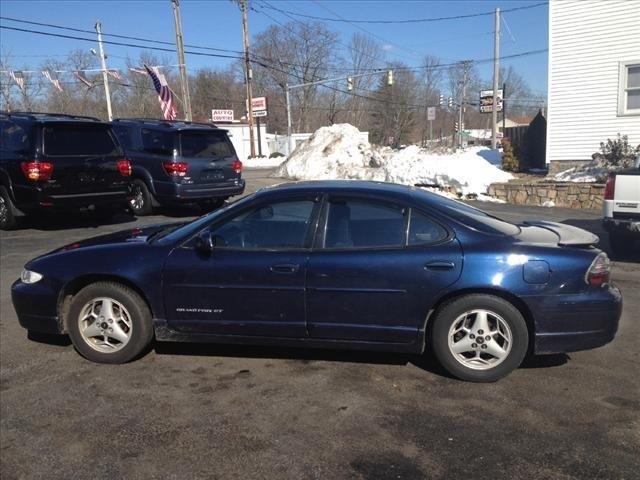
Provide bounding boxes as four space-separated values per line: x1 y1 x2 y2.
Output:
162 195 321 337
306 196 463 344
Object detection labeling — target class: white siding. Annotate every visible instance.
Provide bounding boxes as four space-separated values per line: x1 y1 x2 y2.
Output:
547 0 640 163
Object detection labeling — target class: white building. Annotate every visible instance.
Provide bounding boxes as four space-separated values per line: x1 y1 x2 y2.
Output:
547 0 640 173
217 123 269 162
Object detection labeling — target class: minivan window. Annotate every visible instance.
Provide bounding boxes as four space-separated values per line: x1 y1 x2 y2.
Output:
43 125 119 156
0 120 32 153
141 129 174 155
180 131 234 158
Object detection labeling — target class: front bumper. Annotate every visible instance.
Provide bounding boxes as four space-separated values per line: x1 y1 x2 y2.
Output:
525 283 623 354
12 278 63 334
154 179 245 203
603 217 640 235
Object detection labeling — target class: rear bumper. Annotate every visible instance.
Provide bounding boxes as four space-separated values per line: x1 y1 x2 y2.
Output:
154 179 245 203
603 217 640 235
525 283 623 354
11 279 63 334
13 184 132 213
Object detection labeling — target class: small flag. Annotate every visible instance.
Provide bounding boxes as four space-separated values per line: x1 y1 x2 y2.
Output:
42 70 63 92
73 70 93 88
107 69 121 80
129 67 147 75
144 64 177 120
8 70 25 92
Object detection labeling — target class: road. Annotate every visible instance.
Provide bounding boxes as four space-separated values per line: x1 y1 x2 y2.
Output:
1 169 638 479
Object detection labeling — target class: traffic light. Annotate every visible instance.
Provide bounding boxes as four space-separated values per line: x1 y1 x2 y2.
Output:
347 76 353 91
439 94 444 106
448 97 453 108
454 121 459 132
387 70 393 86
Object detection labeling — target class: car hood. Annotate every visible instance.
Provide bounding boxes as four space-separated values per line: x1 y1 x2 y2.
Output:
47 222 186 255
517 221 599 247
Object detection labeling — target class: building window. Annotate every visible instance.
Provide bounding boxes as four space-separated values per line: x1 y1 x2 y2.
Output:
619 61 640 116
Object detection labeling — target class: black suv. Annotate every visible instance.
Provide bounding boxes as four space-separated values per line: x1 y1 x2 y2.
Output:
0 112 132 230
111 118 245 215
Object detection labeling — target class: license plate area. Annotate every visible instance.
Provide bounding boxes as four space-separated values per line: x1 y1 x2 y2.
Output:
200 170 225 182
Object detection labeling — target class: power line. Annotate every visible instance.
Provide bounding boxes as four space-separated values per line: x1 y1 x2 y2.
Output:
259 2 547 24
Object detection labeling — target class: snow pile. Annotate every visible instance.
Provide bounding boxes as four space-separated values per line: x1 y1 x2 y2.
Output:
275 124 514 196
383 145 513 196
275 124 386 181
552 153 639 183
243 156 286 169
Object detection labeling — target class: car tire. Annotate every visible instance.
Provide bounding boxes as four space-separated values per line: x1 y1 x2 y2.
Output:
0 186 17 231
431 294 528 382
130 179 153 216
66 282 154 364
198 198 226 213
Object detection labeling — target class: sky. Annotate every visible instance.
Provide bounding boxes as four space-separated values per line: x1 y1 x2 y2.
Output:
0 0 548 96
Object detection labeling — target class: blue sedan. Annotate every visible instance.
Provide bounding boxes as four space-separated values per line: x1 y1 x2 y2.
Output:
11 181 622 382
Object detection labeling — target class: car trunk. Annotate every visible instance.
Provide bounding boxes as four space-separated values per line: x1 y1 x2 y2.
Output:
177 129 239 185
518 220 599 247
40 123 127 196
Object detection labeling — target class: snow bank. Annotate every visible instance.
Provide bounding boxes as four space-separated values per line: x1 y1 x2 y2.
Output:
275 124 386 181
275 124 513 196
243 156 286 169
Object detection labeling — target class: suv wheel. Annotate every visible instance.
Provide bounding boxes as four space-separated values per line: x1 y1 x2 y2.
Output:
67 282 154 364
130 179 153 216
431 294 528 382
0 186 17 231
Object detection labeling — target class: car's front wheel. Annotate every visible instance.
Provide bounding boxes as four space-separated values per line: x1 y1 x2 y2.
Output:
431 294 528 382
67 282 153 364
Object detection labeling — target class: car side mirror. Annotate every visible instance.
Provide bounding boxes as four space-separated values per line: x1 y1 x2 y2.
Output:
195 231 214 254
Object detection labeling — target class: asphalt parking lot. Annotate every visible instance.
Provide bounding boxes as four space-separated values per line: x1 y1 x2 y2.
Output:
1 169 638 479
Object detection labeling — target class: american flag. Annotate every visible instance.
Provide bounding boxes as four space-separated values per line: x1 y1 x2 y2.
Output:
73 70 93 88
129 67 147 75
107 69 121 80
8 70 25 92
144 64 177 120
42 70 63 92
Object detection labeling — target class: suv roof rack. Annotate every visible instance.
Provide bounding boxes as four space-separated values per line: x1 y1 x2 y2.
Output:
1 111 101 122
113 117 218 129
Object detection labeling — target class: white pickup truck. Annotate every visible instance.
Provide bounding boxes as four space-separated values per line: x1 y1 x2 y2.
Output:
603 157 640 255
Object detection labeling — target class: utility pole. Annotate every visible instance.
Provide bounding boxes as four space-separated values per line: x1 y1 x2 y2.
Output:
456 60 472 150
94 22 113 121
171 0 192 121
286 84 293 155
491 7 500 149
239 0 256 157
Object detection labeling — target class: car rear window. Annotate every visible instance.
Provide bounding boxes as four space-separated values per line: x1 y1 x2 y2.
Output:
179 131 234 158
43 124 120 156
428 195 520 235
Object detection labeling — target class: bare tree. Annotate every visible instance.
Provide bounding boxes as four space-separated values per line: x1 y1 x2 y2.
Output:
419 55 443 144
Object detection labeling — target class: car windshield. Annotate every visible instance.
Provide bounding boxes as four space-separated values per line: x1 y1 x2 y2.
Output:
154 193 258 245
417 191 520 235
179 131 234 158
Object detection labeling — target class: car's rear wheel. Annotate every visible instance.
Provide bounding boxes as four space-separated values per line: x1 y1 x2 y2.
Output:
431 294 528 382
130 179 153 216
0 186 17 231
67 282 153 364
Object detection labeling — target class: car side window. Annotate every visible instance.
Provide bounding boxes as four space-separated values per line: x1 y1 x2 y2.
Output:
408 210 448 245
0 120 31 153
112 125 133 150
141 129 174 155
323 199 406 249
208 200 316 249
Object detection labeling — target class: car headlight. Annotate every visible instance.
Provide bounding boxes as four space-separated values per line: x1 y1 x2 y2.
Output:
21 269 43 284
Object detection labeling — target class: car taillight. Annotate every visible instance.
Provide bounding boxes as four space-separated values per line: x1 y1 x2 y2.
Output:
232 159 243 174
585 252 611 286
21 161 54 181
604 173 616 200
163 161 188 177
117 159 132 177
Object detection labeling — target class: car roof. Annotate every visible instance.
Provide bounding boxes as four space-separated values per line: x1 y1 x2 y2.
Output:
0 112 105 125
112 118 226 132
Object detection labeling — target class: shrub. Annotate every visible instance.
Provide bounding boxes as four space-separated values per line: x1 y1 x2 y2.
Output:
269 152 285 158
501 138 519 172
597 134 640 166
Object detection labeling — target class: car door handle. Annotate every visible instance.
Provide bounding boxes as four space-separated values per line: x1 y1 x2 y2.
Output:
270 264 300 274
425 261 455 271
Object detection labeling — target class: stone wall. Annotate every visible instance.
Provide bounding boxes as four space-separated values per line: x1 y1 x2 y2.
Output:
488 182 604 210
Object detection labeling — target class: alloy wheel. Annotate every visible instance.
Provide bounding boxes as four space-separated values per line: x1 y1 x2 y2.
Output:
78 297 133 353
447 309 513 370
0 196 7 225
130 184 144 211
